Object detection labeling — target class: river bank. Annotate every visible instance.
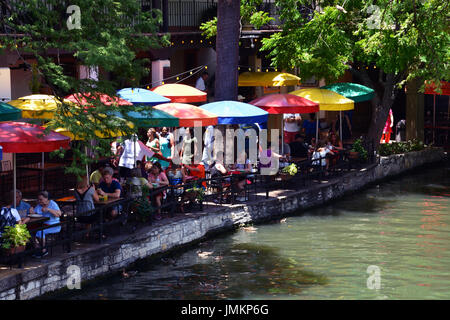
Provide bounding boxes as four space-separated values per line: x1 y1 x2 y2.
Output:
0 148 447 300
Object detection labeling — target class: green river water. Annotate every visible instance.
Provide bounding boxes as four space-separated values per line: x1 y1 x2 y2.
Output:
53 163 450 300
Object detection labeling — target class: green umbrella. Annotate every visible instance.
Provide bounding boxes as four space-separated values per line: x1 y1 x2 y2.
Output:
0 102 22 121
110 108 179 128
321 82 375 103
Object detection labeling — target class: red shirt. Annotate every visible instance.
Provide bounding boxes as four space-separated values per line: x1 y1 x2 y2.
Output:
188 164 206 188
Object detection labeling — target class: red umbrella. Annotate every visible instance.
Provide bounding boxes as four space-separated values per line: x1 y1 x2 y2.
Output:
424 81 450 143
65 92 133 106
0 122 71 207
249 93 319 114
249 93 320 149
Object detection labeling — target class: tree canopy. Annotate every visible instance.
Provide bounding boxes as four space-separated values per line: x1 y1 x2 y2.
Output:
261 0 449 145
0 0 169 177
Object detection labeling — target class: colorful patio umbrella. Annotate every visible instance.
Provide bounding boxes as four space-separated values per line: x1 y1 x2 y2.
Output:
8 94 70 119
290 88 354 139
0 102 22 121
117 88 171 106
424 80 450 143
65 92 133 106
153 103 217 127
151 84 207 103
249 93 319 114
321 82 375 103
109 108 179 128
238 72 300 87
250 93 320 149
0 122 71 207
199 101 269 125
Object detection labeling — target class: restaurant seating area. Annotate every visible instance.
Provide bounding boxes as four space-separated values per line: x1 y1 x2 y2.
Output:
0 140 376 269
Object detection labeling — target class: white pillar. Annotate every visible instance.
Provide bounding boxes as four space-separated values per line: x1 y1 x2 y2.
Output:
78 65 99 81
151 60 170 87
0 67 12 102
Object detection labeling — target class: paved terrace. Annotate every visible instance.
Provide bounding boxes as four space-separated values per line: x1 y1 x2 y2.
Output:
0 148 447 300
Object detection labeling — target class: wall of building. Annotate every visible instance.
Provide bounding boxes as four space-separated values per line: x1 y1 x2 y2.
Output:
0 148 446 300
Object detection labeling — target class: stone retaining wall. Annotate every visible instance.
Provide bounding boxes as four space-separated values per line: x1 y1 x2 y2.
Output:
0 148 446 300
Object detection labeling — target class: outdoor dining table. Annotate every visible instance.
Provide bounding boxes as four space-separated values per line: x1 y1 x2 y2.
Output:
26 216 50 231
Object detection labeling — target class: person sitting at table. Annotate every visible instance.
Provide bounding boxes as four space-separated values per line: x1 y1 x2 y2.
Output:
311 141 335 172
326 133 344 167
147 162 169 220
183 160 207 189
74 176 100 238
167 164 186 192
289 134 309 160
90 162 107 188
31 191 62 257
97 166 122 221
0 198 23 241
14 189 31 223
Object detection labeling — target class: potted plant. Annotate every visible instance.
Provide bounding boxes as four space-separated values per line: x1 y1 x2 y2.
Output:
280 163 298 180
1 224 31 255
185 184 205 203
349 139 368 161
132 185 154 223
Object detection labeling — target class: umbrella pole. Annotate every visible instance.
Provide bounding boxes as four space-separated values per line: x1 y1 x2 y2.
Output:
41 152 45 190
281 116 284 155
316 113 319 143
433 94 436 144
340 111 343 141
13 153 16 208
133 135 136 169
85 146 89 183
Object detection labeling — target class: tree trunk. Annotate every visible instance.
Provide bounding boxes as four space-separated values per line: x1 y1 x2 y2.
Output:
215 0 240 101
353 68 396 150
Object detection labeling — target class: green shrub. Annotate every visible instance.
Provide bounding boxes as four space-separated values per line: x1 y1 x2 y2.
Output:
378 139 426 156
1 224 31 249
350 139 368 161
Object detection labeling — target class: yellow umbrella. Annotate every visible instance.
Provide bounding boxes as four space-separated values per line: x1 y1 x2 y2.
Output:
290 88 354 140
46 116 134 140
8 94 73 119
238 72 300 87
290 88 354 111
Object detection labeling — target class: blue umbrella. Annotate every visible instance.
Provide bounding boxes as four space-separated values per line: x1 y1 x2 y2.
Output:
200 100 269 125
117 87 171 106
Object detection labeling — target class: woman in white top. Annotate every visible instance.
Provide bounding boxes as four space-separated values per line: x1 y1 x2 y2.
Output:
312 141 335 169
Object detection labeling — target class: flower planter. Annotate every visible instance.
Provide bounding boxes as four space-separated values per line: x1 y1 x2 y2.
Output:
279 173 293 181
348 151 360 160
3 245 26 256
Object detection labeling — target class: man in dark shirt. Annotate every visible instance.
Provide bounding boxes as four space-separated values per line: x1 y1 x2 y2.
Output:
98 167 122 219
289 134 309 159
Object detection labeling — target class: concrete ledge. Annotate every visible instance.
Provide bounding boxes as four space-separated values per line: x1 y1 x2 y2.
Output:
0 147 446 300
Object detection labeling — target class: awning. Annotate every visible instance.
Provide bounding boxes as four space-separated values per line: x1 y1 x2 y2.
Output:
238 72 300 87
424 81 450 95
